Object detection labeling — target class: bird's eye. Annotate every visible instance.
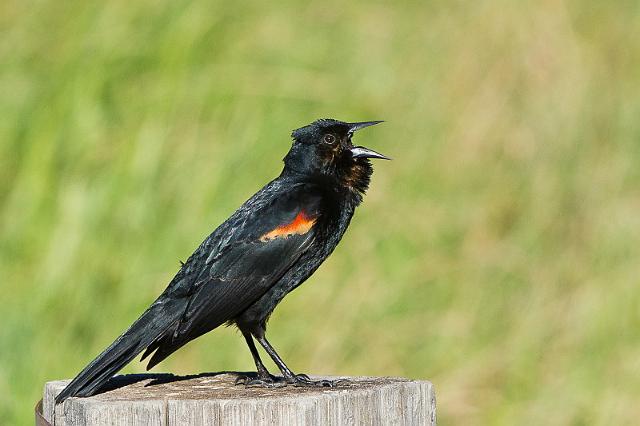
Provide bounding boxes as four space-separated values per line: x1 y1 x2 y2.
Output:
323 134 336 144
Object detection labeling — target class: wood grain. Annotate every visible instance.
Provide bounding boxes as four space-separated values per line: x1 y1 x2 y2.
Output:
44 373 436 425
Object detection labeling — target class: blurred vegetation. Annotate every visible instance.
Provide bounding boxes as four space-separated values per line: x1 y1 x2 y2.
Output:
2 0 640 424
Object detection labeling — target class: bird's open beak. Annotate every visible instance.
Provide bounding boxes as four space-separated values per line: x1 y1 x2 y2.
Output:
348 121 390 160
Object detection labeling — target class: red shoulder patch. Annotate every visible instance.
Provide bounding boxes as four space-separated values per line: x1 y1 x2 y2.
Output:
260 211 316 241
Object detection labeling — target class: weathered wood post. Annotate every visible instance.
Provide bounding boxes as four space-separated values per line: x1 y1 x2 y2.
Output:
41 373 436 425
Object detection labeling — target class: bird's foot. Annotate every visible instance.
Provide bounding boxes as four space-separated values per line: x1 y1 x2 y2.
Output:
285 373 344 388
235 373 286 388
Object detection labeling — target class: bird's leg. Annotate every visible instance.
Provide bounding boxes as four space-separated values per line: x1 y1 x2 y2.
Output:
255 335 338 388
235 330 282 387
243 331 271 379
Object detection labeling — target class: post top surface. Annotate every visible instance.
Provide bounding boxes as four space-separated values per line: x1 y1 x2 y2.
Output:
48 373 431 402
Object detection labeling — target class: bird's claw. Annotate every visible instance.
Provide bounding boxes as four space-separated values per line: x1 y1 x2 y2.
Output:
286 374 343 388
235 374 286 388
235 373 347 388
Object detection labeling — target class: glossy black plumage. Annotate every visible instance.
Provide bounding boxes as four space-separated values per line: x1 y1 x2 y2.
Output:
56 119 387 403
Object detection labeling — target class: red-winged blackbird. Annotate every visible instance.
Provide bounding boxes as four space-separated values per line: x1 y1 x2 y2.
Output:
56 119 388 403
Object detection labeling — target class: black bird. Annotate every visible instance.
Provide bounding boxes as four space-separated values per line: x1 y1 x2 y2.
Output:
56 118 388 403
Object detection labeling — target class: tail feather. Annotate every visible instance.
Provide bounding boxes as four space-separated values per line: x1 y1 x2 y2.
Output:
55 300 183 403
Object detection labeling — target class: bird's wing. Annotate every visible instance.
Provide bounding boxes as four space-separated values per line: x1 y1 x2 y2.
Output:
143 183 323 368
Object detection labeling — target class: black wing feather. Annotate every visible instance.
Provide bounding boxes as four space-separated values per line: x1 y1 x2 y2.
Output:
144 233 314 369
143 185 322 368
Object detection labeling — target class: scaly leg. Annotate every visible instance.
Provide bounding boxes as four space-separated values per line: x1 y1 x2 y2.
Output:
255 334 338 387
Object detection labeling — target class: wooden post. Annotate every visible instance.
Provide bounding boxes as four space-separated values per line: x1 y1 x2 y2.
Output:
42 373 436 425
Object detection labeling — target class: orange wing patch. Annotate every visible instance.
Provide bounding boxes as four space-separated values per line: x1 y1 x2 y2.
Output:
260 211 316 242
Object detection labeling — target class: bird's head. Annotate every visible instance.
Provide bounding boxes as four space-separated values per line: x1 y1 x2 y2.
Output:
283 119 388 197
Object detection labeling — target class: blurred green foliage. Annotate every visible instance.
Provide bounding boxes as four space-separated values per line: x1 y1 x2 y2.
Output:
2 1 640 424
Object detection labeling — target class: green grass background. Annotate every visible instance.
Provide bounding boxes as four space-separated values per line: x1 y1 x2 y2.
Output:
2 1 640 424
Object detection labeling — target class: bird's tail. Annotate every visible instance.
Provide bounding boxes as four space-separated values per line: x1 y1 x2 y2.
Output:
55 299 183 404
